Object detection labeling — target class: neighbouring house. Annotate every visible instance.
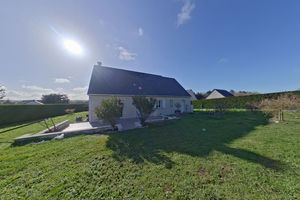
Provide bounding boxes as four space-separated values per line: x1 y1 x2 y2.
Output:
87 64 192 122
186 89 197 100
206 89 234 99
24 100 44 105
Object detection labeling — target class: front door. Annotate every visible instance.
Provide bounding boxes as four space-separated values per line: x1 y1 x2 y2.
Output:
181 100 185 113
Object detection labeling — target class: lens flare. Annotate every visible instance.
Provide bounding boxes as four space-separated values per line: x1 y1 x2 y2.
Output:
63 39 83 55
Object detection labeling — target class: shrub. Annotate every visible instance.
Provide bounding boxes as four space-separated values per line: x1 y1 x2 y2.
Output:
245 102 260 112
215 102 228 113
94 97 123 129
175 102 181 111
132 96 156 126
258 94 300 121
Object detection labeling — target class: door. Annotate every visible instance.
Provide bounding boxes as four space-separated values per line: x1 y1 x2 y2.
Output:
181 100 185 113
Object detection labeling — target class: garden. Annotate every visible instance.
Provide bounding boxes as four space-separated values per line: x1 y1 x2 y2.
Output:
0 110 299 199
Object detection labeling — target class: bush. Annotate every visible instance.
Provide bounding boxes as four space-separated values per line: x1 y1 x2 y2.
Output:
132 96 156 126
0 104 88 126
215 102 228 113
258 94 300 121
175 102 181 111
192 91 300 109
94 98 123 129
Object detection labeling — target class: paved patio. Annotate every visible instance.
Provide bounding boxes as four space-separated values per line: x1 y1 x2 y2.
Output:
63 116 165 132
14 116 167 144
62 122 98 132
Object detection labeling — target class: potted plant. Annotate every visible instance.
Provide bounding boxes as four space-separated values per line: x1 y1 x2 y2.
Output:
175 102 181 116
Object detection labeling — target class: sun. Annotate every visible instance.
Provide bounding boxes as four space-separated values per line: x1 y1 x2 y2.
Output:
63 39 83 55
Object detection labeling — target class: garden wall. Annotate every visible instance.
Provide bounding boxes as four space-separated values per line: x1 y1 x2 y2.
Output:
0 104 88 126
192 91 300 109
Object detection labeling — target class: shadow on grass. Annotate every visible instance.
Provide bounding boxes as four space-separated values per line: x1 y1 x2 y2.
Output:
106 112 285 171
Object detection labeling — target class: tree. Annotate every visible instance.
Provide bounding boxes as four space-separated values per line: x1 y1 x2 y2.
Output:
0 85 6 100
195 92 205 100
194 91 213 100
258 94 300 121
94 97 123 129
132 96 156 126
41 94 69 104
204 90 212 98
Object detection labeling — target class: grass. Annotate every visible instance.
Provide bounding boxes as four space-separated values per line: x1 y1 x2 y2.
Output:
0 111 299 199
0 112 88 150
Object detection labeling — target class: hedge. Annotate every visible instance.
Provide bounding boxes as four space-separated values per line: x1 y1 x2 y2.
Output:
0 104 88 126
192 91 300 109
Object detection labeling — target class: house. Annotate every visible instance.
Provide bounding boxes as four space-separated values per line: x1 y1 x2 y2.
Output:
87 64 192 122
24 100 44 105
186 89 197 100
206 89 234 99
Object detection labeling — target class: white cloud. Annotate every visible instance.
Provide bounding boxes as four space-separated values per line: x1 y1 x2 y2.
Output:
218 57 229 64
21 85 55 93
5 85 56 100
5 85 88 100
118 46 137 61
177 0 195 27
138 27 143 36
55 78 70 84
68 93 88 100
72 86 88 92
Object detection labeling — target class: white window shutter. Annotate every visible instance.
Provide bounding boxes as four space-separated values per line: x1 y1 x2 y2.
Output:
162 99 166 108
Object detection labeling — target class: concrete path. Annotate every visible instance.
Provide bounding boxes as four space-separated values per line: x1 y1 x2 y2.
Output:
62 122 97 132
14 116 167 144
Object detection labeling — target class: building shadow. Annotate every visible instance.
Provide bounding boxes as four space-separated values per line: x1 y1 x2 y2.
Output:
106 112 285 171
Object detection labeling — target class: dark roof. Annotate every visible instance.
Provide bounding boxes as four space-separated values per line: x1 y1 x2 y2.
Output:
213 89 234 97
87 65 190 97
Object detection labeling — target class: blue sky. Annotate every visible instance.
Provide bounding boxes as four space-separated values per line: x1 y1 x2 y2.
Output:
1 0 300 100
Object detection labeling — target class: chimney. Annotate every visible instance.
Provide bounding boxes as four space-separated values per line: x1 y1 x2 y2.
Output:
96 61 102 66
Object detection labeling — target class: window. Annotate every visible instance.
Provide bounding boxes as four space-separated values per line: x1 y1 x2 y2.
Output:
170 99 173 108
162 99 166 108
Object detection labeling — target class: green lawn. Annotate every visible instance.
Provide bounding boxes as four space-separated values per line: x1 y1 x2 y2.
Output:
0 111 299 199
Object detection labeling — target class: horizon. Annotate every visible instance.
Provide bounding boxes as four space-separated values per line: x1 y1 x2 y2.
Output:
1 0 300 100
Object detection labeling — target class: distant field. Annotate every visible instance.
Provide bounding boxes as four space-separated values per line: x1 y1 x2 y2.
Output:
0 111 299 199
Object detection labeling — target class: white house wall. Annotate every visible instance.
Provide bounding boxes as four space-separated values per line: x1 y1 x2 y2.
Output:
206 90 225 99
89 95 192 123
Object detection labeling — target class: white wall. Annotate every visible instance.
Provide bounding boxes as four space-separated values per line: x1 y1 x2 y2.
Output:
206 90 225 99
89 95 192 122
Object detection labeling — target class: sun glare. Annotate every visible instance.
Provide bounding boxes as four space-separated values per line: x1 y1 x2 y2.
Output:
63 39 83 55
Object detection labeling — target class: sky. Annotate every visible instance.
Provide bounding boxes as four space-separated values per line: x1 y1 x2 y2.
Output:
1 0 300 100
